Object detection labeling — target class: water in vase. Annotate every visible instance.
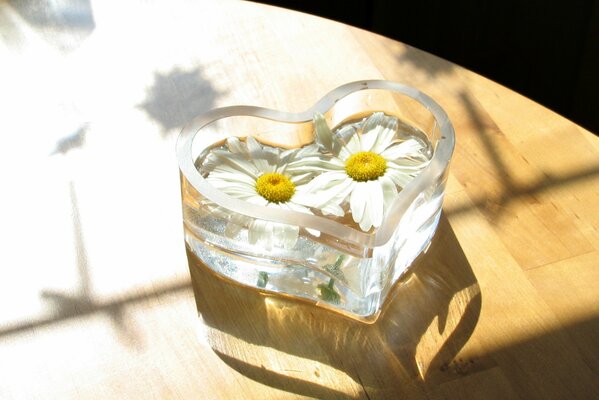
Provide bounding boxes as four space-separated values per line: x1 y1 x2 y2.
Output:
182 112 444 319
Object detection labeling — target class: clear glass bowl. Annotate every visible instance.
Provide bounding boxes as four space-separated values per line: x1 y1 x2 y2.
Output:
177 80 455 322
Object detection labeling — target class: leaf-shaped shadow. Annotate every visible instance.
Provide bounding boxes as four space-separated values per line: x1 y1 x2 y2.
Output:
139 66 224 137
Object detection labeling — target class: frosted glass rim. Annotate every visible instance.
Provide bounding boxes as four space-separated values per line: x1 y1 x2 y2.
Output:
176 80 455 249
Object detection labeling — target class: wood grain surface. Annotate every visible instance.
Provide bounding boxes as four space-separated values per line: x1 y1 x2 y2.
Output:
0 1 598 399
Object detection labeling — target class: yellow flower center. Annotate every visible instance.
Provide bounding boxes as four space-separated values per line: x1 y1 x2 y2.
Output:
345 151 387 182
255 172 295 203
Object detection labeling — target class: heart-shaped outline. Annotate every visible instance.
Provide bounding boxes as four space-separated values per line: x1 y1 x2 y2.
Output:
177 80 454 250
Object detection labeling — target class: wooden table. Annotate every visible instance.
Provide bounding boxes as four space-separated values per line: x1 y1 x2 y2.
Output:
1 1 598 399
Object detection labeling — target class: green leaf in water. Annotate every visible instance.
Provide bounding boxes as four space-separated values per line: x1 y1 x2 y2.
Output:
317 278 340 304
257 271 268 288
323 255 346 281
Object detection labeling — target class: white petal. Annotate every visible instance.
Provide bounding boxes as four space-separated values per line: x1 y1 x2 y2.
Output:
225 191 258 201
387 160 428 171
213 185 257 199
261 145 281 169
246 195 268 206
370 114 399 153
274 149 297 174
262 222 275 251
286 202 311 214
289 172 313 185
329 125 352 155
359 130 378 152
387 169 414 188
312 114 347 155
206 180 250 192
362 112 384 134
381 139 425 161
282 223 300 248
226 137 246 155
380 175 398 210
245 136 261 153
345 134 362 154
338 146 351 160
269 220 293 248
372 131 397 154
314 113 334 152
373 128 396 153
295 143 320 158
289 191 314 207
214 153 262 178
304 171 347 192
208 170 256 186
276 204 303 247
210 160 234 170
359 203 372 232
367 180 384 228
327 177 355 202
359 212 373 232
286 203 320 238
320 202 344 217
225 213 250 237
209 189 256 201
286 156 344 173
336 125 356 143
362 112 393 152
248 219 270 246
322 178 354 207
200 152 220 172
350 182 368 223
244 137 270 172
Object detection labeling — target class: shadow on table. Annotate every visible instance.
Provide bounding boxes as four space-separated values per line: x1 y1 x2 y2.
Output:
1 0 95 52
187 215 482 399
396 44 456 78
139 66 224 137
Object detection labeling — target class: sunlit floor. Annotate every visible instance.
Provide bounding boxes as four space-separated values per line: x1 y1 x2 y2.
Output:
1 1 598 399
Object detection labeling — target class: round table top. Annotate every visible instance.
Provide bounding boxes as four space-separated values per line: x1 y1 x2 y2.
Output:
1 1 598 399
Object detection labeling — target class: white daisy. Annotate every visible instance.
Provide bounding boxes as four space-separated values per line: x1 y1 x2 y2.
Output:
300 112 431 232
205 136 321 249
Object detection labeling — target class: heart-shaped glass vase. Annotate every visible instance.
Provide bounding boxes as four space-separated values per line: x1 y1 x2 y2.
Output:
177 80 455 322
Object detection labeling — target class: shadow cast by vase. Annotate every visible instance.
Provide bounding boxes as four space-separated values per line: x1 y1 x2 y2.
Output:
187 215 481 399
